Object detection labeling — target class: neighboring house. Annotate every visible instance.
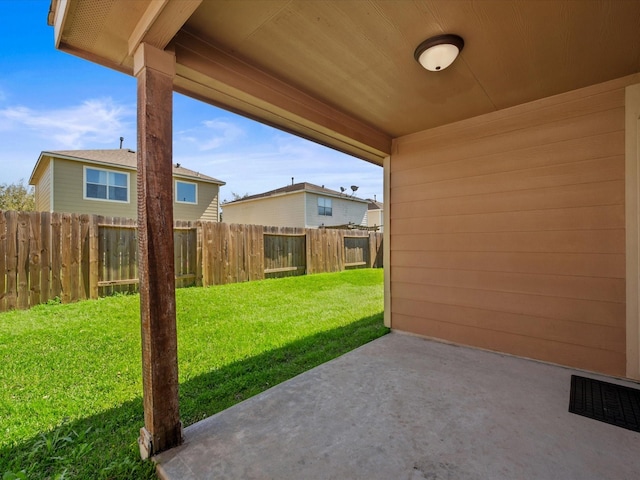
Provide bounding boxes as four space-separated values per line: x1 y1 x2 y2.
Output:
29 149 225 222
366 198 384 232
222 182 369 228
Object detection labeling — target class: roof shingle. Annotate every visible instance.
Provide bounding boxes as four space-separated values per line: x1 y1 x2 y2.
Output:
40 149 225 184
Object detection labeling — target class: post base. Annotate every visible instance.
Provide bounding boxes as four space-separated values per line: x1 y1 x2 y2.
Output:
139 423 184 460
139 427 154 460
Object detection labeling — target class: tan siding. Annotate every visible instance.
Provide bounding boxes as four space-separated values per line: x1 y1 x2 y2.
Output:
223 192 305 227
173 180 220 221
368 209 383 231
52 159 137 218
200 185 219 222
34 160 52 211
47 159 218 221
390 77 631 376
306 193 368 227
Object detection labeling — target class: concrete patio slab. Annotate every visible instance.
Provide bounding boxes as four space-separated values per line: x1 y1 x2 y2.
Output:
155 333 640 480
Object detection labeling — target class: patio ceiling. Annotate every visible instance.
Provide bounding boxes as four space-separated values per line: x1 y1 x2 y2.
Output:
50 0 640 165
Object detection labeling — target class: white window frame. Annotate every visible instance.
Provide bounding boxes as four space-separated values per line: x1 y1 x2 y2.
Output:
175 180 198 205
318 196 332 216
83 166 130 203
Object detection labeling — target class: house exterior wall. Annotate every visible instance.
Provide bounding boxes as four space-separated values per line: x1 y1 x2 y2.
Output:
390 76 632 377
173 179 220 222
46 158 218 221
305 193 367 228
52 158 138 218
34 159 52 212
223 192 305 227
368 209 383 232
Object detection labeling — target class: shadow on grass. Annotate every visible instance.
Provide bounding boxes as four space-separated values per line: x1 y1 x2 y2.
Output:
0 314 388 479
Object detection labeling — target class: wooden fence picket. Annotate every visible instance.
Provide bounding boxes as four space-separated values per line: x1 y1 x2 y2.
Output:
5 212 18 310
0 212 6 311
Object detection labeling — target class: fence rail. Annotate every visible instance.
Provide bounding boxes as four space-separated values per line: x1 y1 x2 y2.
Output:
0 211 383 312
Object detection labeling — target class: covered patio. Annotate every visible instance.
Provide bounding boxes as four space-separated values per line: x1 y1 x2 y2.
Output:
156 333 640 479
47 0 640 473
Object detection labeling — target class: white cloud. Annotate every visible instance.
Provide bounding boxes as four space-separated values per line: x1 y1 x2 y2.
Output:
177 118 245 151
174 134 383 203
172 115 383 203
0 98 134 149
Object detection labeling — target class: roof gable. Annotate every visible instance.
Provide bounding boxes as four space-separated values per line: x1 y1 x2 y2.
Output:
30 149 225 185
225 182 368 205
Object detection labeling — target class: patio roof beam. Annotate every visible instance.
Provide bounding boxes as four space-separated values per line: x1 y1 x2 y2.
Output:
171 30 391 165
128 0 203 56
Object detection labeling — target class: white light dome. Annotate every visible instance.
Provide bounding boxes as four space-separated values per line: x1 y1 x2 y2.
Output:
414 34 465 72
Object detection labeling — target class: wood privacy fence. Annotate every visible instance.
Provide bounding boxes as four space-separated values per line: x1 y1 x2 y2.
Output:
0 211 383 312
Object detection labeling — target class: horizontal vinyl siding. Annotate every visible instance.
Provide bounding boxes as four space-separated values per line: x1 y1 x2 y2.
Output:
200 193 219 222
223 192 305 227
306 193 368 227
173 181 220 222
390 77 632 376
52 159 137 219
35 160 52 212
368 209 383 231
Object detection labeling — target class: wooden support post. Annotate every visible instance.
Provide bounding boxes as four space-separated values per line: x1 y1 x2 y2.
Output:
133 43 182 458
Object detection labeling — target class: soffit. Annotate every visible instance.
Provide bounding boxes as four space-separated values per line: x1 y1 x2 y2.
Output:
52 0 640 165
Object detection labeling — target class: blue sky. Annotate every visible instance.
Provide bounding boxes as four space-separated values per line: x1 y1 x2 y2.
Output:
0 0 383 203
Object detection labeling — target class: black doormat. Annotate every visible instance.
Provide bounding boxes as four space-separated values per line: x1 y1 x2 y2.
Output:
569 375 640 433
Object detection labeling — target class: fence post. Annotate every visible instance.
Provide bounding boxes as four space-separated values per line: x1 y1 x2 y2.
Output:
196 222 203 287
88 215 99 299
28 212 42 308
16 212 30 309
5 212 17 310
0 212 5 311
50 213 62 301
39 211 51 304
370 232 375 268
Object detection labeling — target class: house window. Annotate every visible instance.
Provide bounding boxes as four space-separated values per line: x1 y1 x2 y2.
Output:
175 181 197 204
318 197 332 216
84 167 128 202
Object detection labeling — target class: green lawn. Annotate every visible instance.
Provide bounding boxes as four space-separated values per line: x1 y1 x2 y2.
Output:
0 269 387 479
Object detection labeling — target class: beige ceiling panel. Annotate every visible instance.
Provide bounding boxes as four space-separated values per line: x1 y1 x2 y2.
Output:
184 0 496 136
435 0 640 110
184 0 292 46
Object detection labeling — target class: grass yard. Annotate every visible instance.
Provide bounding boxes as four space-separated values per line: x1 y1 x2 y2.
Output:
0 268 387 479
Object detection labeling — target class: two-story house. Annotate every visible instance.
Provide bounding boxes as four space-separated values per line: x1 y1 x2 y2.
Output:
222 182 369 228
29 149 225 221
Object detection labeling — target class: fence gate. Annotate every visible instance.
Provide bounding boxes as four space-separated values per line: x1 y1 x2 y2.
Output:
344 236 370 268
98 218 138 296
263 233 306 278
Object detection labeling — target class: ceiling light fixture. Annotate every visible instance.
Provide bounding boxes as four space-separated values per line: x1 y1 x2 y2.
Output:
414 34 464 72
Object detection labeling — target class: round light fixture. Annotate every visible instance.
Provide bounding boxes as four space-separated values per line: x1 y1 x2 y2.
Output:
414 34 464 72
